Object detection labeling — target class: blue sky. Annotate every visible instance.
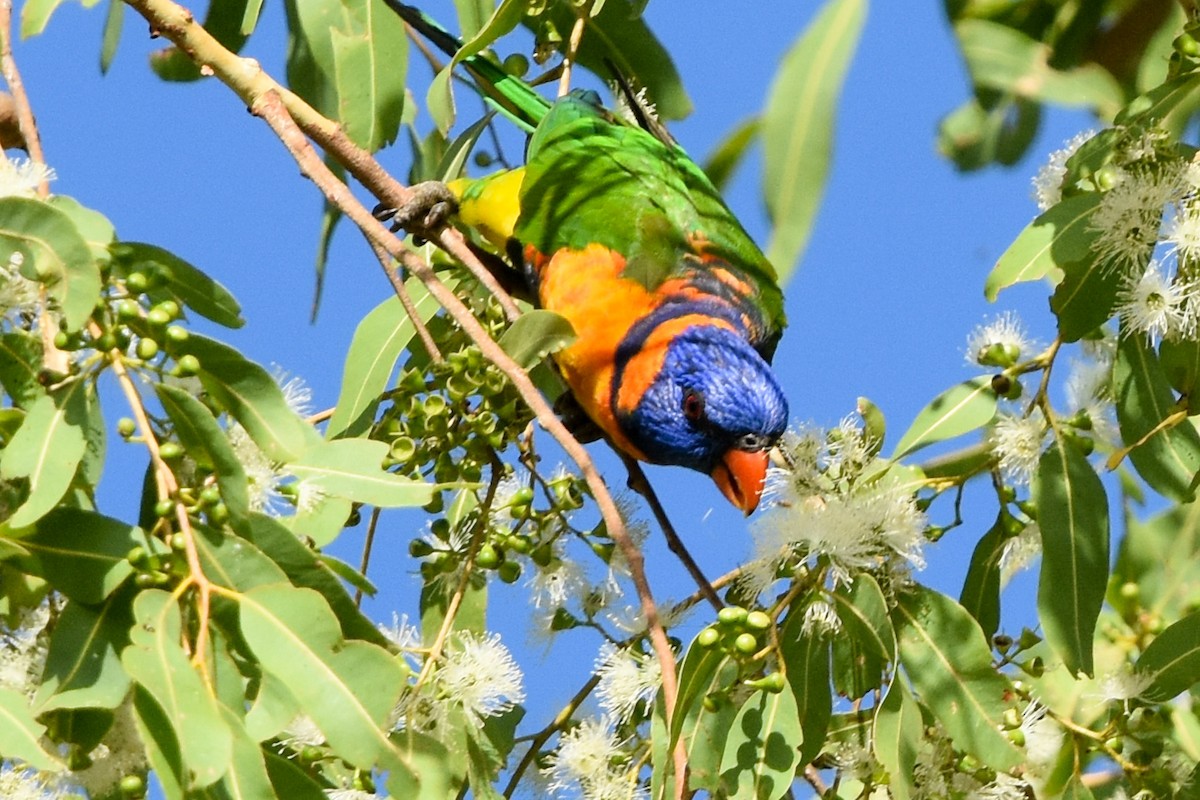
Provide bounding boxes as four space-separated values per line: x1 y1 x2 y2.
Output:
16 0 1102 785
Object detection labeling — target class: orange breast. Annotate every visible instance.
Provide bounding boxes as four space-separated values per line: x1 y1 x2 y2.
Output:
536 244 659 459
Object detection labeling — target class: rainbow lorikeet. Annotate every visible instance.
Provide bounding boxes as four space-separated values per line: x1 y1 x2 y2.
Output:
384 2 789 513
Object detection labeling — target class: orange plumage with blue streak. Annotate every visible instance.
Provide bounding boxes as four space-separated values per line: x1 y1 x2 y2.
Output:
388 2 790 513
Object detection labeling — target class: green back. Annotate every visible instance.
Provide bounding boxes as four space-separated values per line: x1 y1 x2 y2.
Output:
515 94 786 342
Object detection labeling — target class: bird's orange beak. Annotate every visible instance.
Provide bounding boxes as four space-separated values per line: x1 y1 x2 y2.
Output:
711 448 770 515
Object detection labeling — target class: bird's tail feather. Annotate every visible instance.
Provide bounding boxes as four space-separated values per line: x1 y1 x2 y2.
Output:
381 0 551 131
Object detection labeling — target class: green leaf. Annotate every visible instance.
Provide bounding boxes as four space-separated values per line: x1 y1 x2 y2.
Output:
670 630 736 754
131 685 185 799
937 94 1040 171
1035 434 1109 677
330 0 408 151
111 241 244 328
680 661 739 794
99 0 123 71
121 590 232 788
327 281 444 439
1117 72 1200 127
426 0 527 132
0 687 64 770
286 492 354 548
873 679 921 800
532 0 692 121
263 749 333 798
498 310 576 370
762 0 865 281
1159 336 1200 396
175 333 321 463
1114 334 1200 503
237 584 430 785
984 193 1101 301
954 20 1122 115
832 574 895 662
1136 611 1200 701
436 114 495 182
894 586 1021 771
891 377 997 459
193 524 288 593
19 508 143 604
454 0 492 39
291 438 435 507
718 686 802 800
959 515 1007 639
777 610 831 767
20 0 71 37
46 196 116 264
1049 250 1121 342
0 197 100 331
206 705 282 800
154 383 251 530
0 330 44 410
1112 502 1200 621
34 595 132 713
703 116 760 193
241 513 386 645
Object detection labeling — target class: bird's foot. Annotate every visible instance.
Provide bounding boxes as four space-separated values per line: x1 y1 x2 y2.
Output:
373 181 458 241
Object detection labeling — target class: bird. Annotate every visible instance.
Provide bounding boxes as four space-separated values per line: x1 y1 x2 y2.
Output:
382 2 790 514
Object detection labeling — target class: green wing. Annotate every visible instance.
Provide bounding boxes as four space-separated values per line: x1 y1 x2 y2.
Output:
515 94 786 346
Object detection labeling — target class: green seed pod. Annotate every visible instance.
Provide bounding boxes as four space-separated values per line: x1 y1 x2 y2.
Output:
136 337 159 360
390 437 417 463
717 605 748 627
748 672 786 693
53 330 72 350
993 634 1013 654
530 543 554 567
125 271 149 294
473 151 494 168
119 773 146 798
155 300 181 320
207 503 229 524
169 532 187 551
733 632 758 655
1002 707 1021 730
497 560 522 583
475 543 502 569
589 540 615 562
696 626 720 648
506 534 532 554
117 417 137 438
146 307 171 327
126 545 147 565
503 52 530 77
95 331 118 351
174 354 201 376
199 485 222 506
1176 32 1200 57
745 610 772 631
409 538 434 558
117 299 141 321
165 325 189 344
430 518 451 541
158 441 184 460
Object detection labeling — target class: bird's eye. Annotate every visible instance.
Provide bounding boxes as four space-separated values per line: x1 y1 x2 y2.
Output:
682 389 705 422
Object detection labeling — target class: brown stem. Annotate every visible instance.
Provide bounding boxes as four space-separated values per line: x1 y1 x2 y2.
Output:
355 507 382 608
557 2 591 98
622 455 722 612
503 675 601 797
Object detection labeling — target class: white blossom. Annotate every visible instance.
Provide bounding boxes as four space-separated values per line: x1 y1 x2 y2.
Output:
228 423 285 514
972 772 1030 800
1163 198 1200 263
966 311 1038 368
1000 522 1042 586
437 631 524 725
1097 668 1154 702
0 158 54 199
594 642 660 723
1020 700 1063 769
1089 166 1183 272
326 790 379 800
279 715 325 750
0 766 66 800
1064 355 1118 446
801 599 842 637
1031 130 1093 211
274 368 313 417
0 602 50 697
1116 260 1199 342
0 252 40 319
544 717 644 800
989 410 1048 486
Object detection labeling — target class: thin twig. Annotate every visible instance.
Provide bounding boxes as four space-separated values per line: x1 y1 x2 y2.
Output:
373 241 443 363
355 507 382 608
557 2 591 97
108 350 213 669
503 675 601 797
622 455 722 612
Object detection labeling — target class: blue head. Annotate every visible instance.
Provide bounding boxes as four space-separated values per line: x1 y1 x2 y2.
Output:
617 325 789 514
